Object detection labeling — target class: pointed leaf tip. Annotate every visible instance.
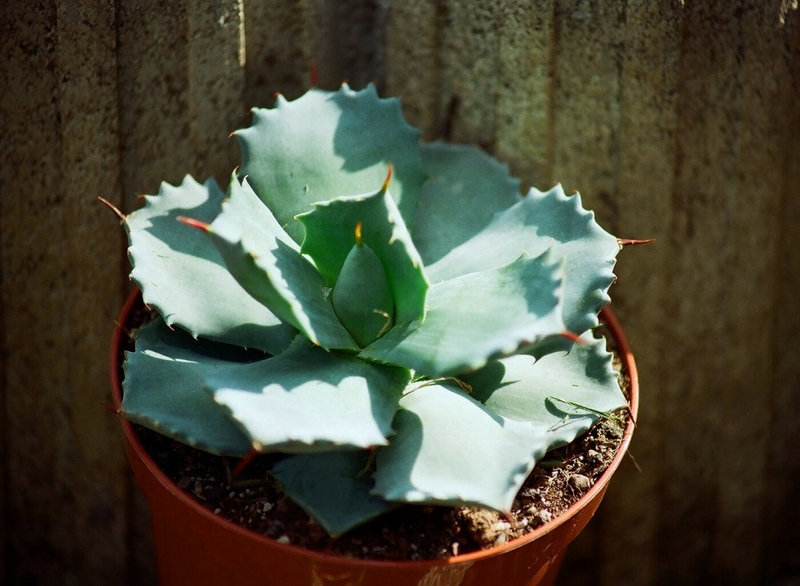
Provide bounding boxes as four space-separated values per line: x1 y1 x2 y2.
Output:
560 331 589 345
618 238 655 247
177 216 212 232
354 221 363 246
310 60 318 87
98 196 126 221
381 162 393 194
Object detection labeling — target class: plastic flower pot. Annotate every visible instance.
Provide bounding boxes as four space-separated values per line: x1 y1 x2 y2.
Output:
110 288 639 586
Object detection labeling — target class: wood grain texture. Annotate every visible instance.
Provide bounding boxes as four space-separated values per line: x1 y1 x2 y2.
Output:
242 0 314 105
764 5 800 583
1 0 128 583
1 2 799 584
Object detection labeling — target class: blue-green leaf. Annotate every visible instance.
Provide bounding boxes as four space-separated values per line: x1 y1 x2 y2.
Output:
465 337 627 446
207 337 410 453
235 84 426 242
425 184 619 335
373 383 548 511
297 187 428 325
414 142 522 264
121 319 253 457
271 451 398 537
332 239 395 348
359 250 565 377
125 175 294 354
204 176 358 351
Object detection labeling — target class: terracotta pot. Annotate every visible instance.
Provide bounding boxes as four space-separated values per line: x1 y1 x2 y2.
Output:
110 289 639 586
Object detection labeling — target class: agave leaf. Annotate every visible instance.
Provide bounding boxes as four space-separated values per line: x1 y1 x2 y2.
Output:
235 84 426 242
414 142 522 265
359 250 565 377
332 238 395 348
464 337 627 446
373 383 548 511
125 175 294 354
208 337 410 453
297 187 428 325
204 176 358 351
121 319 253 457
426 184 619 336
270 451 398 537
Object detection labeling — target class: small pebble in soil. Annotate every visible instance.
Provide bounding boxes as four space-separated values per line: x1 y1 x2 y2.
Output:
569 474 593 492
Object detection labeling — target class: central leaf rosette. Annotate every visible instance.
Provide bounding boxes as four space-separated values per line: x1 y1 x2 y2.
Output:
331 221 394 346
197 170 569 378
120 84 627 537
296 166 429 351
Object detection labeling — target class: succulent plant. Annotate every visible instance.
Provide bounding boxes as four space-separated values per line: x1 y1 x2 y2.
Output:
117 84 629 537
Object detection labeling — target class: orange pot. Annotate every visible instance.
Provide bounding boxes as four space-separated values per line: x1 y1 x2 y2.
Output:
110 289 639 586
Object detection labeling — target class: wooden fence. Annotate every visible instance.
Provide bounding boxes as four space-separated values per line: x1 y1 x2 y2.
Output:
2 1 798 584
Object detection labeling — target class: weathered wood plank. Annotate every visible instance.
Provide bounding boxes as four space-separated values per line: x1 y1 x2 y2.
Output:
115 3 249 583
113 4 194 582
432 2 504 146
493 1 555 190
2 1 80 582
590 3 682 586
187 0 247 183
385 0 439 134
763 5 800 583
543 3 646 584
310 0 389 91
116 0 191 210
1 0 128 583
708 3 794 583
55 1 131 582
656 2 745 582
550 0 626 220
387 1 554 187
242 0 314 105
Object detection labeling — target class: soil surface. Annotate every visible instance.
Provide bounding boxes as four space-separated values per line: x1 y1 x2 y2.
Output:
136 411 626 561
130 320 632 562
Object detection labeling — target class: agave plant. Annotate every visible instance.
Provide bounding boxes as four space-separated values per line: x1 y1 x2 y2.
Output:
116 84 629 537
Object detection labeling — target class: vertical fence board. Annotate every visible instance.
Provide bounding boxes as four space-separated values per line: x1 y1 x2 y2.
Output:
493 1 555 190
1 0 128 583
598 2 682 585
709 3 794 583
435 2 504 146
386 1 555 187
55 1 130 583
550 0 625 220
309 0 389 91
545 3 630 583
1 2 65 582
113 5 194 582
657 2 738 582
764 6 800 583
116 0 191 210
187 0 247 183
655 2 783 583
385 0 439 134
242 0 314 105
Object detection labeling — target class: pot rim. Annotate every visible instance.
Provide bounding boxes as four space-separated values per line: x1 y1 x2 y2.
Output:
110 288 638 569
